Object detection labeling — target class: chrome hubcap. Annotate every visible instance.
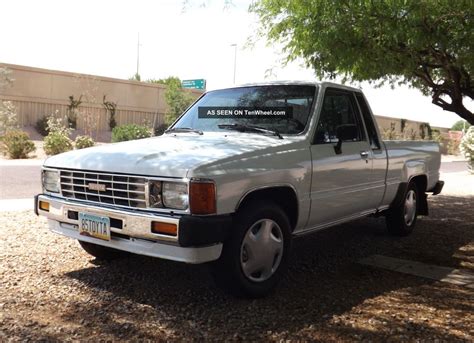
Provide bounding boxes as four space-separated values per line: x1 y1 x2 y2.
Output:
240 219 284 282
404 190 417 226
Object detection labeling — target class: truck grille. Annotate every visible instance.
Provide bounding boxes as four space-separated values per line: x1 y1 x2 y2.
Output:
59 170 147 209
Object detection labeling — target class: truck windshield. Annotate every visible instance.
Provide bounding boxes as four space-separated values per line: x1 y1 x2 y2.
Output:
171 85 317 135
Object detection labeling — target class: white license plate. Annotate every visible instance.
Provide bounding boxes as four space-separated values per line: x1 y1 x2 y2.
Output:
78 213 111 241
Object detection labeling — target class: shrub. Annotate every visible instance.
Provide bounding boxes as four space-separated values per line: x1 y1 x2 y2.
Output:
111 124 152 142
154 124 169 136
75 135 95 149
44 131 73 155
2 130 36 159
460 127 474 173
0 100 18 136
447 139 460 155
35 116 50 136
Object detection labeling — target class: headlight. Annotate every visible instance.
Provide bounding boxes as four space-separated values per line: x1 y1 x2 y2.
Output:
42 169 60 193
162 182 188 210
148 181 188 210
148 181 163 208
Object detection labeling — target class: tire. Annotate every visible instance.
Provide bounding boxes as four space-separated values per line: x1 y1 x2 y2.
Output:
212 200 292 298
78 240 128 260
386 182 419 236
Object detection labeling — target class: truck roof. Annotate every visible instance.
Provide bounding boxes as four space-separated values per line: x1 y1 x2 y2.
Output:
211 81 362 93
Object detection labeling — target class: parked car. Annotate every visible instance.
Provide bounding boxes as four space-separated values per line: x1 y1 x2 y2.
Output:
36 82 444 297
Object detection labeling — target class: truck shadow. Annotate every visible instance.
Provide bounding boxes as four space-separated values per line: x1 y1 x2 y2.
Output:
63 194 474 341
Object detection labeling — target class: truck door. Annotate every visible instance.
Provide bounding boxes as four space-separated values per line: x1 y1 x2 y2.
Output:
307 88 375 228
354 92 388 210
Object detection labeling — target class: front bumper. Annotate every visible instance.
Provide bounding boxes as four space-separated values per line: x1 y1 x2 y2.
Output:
35 194 231 264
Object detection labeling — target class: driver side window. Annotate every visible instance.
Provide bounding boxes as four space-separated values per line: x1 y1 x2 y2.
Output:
314 90 364 144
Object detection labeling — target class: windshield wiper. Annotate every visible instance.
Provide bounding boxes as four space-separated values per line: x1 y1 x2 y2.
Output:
218 124 283 139
165 127 203 135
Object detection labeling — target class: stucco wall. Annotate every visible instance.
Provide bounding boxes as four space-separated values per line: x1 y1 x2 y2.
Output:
0 63 202 130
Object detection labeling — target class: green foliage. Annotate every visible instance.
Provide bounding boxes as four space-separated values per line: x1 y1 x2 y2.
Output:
154 123 169 136
111 124 152 142
252 0 474 124
44 132 73 155
431 129 444 143
75 135 95 149
447 139 460 155
419 123 432 140
0 100 18 136
67 95 82 129
0 67 18 136
2 130 36 159
43 113 73 155
103 95 117 130
0 66 13 90
400 119 407 133
382 122 399 140
460 127 474 171
147 76 196 125
35 116 50 136
129 73 141 81
451 120 471 131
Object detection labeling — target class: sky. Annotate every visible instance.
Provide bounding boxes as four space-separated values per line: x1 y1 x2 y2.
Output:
0 0 470 128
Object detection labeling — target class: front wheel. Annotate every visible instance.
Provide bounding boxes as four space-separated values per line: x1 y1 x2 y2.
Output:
212 201 292 298
386 182 419 236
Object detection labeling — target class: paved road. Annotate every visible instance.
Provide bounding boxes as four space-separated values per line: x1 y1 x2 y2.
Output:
0 161 469 201
0 165 42 199
440 161 468 173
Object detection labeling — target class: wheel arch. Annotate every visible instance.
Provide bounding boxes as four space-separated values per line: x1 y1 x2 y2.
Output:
235 185 299 231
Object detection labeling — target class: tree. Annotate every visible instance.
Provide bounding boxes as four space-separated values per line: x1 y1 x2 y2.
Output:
147 77 195 125
129 73 141 81
0 67 18 136
451 120 471 131
103 95 117 130
251 0 474 124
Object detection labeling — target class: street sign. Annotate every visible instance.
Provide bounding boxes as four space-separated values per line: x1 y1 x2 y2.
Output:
181 79 206 90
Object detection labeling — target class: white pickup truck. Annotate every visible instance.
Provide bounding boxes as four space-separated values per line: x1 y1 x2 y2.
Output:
36 82 444 297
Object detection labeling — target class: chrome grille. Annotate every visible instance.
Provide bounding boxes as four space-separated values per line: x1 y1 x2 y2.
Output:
59 170 147 209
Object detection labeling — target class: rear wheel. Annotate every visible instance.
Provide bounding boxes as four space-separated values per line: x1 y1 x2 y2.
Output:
78 240 127 260
212 201 291 298
386 182 418 236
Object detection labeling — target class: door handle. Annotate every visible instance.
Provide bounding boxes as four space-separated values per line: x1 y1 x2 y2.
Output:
360 151 369 158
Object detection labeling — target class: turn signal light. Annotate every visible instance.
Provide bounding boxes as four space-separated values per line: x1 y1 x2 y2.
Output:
189 181 216 215
151 221 177 236
39 201 50 212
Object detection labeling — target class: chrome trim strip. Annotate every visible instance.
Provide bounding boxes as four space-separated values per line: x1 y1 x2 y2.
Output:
294 209 377 236
59 190 147 202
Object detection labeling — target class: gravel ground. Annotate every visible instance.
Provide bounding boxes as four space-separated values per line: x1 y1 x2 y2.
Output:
1 191 473 341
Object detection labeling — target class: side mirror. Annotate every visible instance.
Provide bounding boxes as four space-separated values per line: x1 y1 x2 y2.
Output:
334 124 358 154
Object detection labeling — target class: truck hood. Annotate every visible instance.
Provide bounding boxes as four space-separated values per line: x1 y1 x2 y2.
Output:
44 133 293 177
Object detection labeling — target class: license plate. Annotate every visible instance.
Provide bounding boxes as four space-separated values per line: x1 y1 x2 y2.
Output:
78 213 111 241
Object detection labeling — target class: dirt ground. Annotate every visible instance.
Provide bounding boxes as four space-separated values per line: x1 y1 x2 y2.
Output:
0 189 473 341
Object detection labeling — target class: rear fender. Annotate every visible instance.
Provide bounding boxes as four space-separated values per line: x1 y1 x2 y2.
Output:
402 160 426 183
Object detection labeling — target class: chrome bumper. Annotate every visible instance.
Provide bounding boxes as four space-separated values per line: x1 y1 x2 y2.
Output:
36 194 222 264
